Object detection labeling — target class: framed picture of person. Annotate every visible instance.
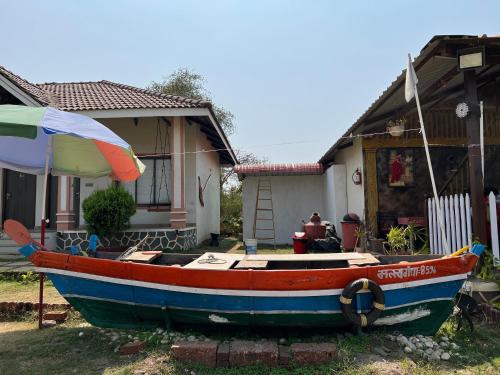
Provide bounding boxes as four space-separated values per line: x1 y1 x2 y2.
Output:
388 149 414 187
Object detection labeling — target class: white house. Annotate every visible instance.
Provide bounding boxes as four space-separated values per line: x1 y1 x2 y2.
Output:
0 65 237 251
235 138 365 245
237 35 500 246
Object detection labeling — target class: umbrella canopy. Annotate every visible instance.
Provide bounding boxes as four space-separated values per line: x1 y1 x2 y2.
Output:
0 105 145 181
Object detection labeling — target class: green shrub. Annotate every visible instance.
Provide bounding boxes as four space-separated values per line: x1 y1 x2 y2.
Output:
220 186 242 235
82 186 136 238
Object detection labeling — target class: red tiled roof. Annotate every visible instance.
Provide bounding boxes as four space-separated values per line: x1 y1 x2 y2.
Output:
0 65 236 165
234 163 324 176
37 80 211 111
0 65 50 104
0 65 211 111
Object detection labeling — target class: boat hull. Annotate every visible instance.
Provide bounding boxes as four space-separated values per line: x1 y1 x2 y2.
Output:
21 248 479 335
64 295 454 336
42 266 466 335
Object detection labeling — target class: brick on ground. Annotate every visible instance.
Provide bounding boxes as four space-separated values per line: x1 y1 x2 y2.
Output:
43 310 68 323
291 343 338 365
229 340 279 367
279 345 291 366
216 342 230 368
119 341 145 355
171 340 219 368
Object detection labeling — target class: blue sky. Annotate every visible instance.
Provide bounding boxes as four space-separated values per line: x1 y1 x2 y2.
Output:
1 1 499 163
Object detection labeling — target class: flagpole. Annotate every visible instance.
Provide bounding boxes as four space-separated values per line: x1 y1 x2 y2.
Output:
408 54 450 254
38 136 52 329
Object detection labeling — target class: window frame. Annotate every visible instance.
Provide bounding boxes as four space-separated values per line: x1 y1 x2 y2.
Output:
130 155 172 211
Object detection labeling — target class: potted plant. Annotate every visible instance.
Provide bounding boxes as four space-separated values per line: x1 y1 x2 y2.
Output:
387 118 407 137
385 226 408 254
354 222 368 253
403 224 426 253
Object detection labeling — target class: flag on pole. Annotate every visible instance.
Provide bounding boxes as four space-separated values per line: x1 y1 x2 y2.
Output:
405 54 418 102
404 53 450 254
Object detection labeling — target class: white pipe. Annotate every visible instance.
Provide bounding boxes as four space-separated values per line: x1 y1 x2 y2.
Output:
410 54 450 253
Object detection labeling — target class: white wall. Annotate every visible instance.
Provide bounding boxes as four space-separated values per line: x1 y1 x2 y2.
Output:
323 164 347 238
104 117 171 154
78 117 177 227
242 175 326 245
195 127 221 243
79 176 113 226
331 137 365 219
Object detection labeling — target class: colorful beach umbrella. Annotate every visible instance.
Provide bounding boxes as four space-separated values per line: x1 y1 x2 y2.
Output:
0 105 145 181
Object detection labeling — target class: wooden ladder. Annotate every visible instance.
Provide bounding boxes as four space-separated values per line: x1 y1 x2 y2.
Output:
253 178 276 248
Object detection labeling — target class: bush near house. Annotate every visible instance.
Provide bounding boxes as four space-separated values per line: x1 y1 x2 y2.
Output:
82 186 136 238
220 185 243 236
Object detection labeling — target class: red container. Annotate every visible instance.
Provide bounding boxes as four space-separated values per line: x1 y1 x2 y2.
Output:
303 213 326 240
292 236 308 254
341 221 360 251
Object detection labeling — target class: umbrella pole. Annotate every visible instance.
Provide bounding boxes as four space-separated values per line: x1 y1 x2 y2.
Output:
38 137 52 329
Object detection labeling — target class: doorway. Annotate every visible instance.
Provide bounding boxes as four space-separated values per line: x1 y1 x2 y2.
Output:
3 169 36 229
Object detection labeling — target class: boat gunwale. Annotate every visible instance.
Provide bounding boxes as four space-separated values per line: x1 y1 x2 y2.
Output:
25 249 479 292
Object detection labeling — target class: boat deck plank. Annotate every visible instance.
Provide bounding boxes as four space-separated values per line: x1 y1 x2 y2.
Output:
182 252 378 270
183 253 243 270
243 253 366 261
347 252 380 266
235 260 269 269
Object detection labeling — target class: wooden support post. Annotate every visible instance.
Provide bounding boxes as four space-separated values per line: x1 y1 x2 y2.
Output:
170 117 187 229
364 148 379 236
463 70 488 244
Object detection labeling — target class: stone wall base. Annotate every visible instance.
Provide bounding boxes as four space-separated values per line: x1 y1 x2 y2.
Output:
56 228 197 252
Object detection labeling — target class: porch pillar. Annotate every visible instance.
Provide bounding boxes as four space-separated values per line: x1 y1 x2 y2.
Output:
170 117 187 228
365 148 379 236
463 70 488 244
56 176 76 231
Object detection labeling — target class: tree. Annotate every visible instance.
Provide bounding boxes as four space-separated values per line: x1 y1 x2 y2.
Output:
148 69 267 236
220 184 243 235
148 68 266 188
221 149 267 189
148 69 235 137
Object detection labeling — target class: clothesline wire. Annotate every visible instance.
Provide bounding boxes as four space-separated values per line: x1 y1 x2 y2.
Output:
138 127 476 158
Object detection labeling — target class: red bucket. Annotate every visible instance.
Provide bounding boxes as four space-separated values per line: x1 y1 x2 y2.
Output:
292 236 308 254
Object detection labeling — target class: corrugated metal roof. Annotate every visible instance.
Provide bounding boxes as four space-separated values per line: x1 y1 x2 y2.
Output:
320 35 500 164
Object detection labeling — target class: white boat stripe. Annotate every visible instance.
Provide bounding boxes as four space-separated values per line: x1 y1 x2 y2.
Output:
36 267 468 297
62 293 453 315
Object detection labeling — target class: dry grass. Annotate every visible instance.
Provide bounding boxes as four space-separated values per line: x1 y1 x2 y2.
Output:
0 317 498 375
0 279 67 304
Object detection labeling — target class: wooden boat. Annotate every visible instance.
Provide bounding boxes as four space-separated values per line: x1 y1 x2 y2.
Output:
17 242 485 335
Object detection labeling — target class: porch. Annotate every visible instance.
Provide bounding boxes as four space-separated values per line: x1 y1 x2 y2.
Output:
0 69 237 250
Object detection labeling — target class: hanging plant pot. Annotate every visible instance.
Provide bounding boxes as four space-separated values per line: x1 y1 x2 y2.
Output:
388 124 404 137
387 118 406 137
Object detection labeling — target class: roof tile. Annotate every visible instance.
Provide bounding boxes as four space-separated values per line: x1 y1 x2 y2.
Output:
36 80 210 111
0 65 50 104
234 163 324 176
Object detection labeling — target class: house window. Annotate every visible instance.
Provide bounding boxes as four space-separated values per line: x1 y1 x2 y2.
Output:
123 157 171 208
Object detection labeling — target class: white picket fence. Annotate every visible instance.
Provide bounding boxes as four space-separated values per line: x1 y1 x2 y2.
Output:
489 192 500 267
427 192 499 265
427 193 472 255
